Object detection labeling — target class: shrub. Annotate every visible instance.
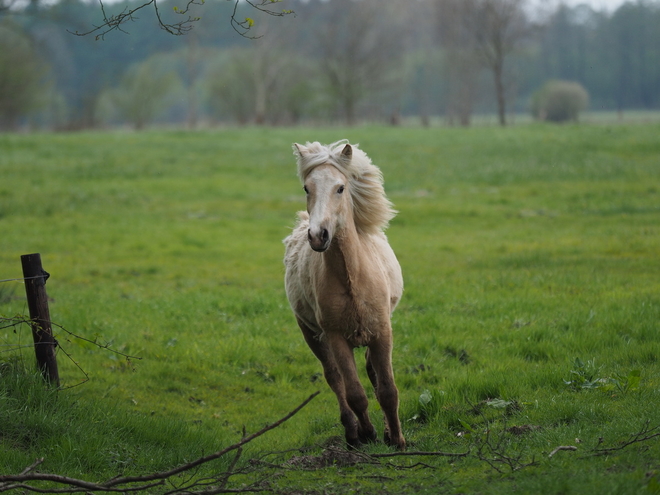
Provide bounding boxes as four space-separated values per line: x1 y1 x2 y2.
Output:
531 80 589 123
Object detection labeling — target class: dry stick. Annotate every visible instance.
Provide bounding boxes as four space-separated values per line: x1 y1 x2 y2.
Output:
0 392 320 494
548 446 578 458
371 450 470 459
590 420 660 456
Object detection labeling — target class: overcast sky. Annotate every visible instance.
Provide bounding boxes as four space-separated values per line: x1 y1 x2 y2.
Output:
543 0 628 10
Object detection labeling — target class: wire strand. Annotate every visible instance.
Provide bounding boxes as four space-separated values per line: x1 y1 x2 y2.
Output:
0 275 46 284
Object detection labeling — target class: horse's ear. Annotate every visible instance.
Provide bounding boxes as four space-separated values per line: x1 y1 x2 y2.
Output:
293 143 307 158
341 144 352 160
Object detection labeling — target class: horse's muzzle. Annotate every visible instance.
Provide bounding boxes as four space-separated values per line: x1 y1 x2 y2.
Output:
308 227 330 252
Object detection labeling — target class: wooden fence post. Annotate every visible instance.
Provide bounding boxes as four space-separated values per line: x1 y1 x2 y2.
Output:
21 253 60 387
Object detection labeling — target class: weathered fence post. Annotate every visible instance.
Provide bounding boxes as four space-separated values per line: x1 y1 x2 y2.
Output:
21 253 60 387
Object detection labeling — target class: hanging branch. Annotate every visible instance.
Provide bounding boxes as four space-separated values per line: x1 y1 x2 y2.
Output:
68 0 294 40
0 392 319 494
230 0 295 39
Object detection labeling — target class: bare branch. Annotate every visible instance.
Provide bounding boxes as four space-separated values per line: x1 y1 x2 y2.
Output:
67 0 294 40
548 446 578 458
230 0 295 39
0 392 319 493
370 450 470 459
589 421 660 456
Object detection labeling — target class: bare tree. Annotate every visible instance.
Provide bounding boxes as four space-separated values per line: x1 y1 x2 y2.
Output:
435 0 481 126
316 0 404 125
461 0 531 126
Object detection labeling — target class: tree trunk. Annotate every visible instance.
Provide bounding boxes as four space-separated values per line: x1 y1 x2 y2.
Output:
493 61 507 126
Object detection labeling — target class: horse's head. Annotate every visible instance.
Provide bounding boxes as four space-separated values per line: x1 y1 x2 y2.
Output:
294 143 353 252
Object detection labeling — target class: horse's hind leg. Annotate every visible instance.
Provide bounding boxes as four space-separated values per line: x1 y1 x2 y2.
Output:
297 319 374 448
367 334 406 450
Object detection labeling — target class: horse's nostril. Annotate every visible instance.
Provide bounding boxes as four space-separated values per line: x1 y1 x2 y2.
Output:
321 228 329 242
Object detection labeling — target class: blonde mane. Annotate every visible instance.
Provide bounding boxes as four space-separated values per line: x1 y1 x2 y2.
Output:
293 140 396 234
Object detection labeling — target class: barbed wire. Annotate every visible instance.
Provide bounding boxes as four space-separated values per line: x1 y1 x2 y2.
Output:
0 314 141 389
0 275 45 284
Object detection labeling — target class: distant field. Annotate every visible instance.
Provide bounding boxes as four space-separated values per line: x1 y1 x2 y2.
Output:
1 123 660 494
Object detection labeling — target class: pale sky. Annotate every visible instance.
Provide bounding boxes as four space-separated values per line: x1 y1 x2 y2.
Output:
544 0 628 10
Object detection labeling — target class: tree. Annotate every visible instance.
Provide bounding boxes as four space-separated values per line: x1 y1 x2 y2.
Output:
606 1 660 111
0 0 20 13
206 40 314 125
111 58 179 129
207 48 256 125
435 0 481 126
461 0 532 126
0 20 46 130
315 0 405 125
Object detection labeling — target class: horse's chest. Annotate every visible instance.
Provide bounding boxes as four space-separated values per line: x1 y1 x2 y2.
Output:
317 289 385 347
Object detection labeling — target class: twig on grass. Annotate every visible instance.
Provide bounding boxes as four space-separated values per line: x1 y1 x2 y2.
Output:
371 450 470 459
548 446 578 458
0 392 319 494
475 427 538 473
589 420 660 456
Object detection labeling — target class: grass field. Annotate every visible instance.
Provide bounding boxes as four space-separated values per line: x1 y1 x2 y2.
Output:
1 123 660 493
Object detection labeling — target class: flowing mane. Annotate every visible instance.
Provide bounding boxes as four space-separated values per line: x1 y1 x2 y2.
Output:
293 140 396 234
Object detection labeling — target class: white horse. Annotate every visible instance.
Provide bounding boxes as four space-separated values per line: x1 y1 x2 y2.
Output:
283 140 405 449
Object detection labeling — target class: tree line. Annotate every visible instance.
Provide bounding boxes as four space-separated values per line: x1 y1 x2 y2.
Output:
1 0 659 130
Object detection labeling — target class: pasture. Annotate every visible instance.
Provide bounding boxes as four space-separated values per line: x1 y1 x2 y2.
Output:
1 124 660 493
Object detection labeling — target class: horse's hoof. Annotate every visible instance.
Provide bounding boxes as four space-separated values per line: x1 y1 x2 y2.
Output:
384 430 406 450
346 437 363 450
358 428 378 445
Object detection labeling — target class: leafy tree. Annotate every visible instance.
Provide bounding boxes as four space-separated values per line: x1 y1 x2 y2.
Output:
606 1 660 111
0 20 46 130
206 41 314 125
111 58 179 129
207 48 255 125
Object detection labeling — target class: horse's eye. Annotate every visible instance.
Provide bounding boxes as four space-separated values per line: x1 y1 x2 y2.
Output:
338 185 345 194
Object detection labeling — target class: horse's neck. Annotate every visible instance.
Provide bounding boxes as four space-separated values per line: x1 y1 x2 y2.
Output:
324 222 364 289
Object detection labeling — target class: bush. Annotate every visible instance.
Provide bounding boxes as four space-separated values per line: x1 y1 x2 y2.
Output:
531 80 589 123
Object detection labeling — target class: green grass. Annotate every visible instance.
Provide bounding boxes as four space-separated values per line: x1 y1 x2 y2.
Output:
1 123 660 493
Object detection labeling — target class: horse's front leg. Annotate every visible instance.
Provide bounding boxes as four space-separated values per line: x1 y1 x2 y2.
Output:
325 332 377 447
367 331 405 450
297 319 372 448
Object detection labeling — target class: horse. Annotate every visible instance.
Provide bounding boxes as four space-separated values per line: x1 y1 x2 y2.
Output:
283 140 405 450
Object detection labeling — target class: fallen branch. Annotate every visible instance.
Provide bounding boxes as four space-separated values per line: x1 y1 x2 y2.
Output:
371 450 470 459
0 392 319 494
548 446 577 458
589 420 660 457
